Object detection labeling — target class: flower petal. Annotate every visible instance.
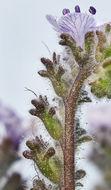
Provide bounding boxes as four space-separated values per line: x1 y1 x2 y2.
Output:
46 15 60 32
58 13 96 48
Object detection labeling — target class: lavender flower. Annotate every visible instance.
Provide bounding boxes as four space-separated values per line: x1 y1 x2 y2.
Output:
46 5 97 48
46 5 110 49
0 102 31 149
88 103 111 145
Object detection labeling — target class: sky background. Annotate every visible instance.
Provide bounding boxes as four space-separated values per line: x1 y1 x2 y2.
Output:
0 0 111 189
0 0 111 117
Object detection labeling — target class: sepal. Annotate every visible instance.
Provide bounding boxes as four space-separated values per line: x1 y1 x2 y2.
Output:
23 137 63 184
29 96 63 140
39 53 68 97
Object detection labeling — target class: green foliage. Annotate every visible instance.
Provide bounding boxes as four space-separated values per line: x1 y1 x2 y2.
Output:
105 24 111 33
42 110 63 140
29 96 63 141
38 54 69 97
90 58 111 98
23 137 63 185
102 46 111 59
36 153 62 184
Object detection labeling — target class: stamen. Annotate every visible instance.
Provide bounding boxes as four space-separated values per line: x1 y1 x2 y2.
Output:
62 9 70 15
89 6 96 15
75 5 81 13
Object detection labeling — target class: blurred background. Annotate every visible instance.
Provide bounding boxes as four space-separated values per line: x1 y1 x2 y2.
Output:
0 0 111 190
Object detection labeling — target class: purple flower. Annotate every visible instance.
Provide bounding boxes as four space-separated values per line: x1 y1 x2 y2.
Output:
0 102 31 150
46 6 110 49
46 10 96 48
88 103 111 143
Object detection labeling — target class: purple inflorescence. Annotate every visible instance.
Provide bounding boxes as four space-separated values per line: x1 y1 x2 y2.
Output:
46 5 111 49
46 11 96 48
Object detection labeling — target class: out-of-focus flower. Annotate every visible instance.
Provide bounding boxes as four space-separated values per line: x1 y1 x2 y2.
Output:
0 138 20 178
88 103 111 189
88 103 111 145
2 173 25 190
88 103 111 132
0 102 32 150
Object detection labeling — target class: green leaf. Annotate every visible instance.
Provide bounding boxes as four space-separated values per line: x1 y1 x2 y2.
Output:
36 153 63 184
42 110 63 140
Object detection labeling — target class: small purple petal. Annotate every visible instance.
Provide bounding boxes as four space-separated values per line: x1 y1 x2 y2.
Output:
89 6 96 15
62 9 70 15
75 5 81 13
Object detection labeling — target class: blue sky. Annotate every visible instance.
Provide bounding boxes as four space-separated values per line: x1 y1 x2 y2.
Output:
0 0 111 116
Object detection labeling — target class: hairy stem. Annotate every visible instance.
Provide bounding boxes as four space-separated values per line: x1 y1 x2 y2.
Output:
63 69 90 190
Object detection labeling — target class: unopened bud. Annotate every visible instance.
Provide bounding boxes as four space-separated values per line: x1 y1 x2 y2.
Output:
57 66 65 75
26 140 39 150
31 99 44 111
29 109 37 116
44 147 55 159
23 150 35 160
38 70 48 77
41 58 53 68
53 52 57 64
48 107 56 115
